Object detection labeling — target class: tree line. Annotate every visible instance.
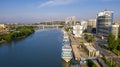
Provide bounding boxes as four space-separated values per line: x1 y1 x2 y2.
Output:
0 26 36 44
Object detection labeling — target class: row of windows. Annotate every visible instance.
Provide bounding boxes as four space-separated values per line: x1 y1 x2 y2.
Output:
97 16 111 19
97 23 110 26
97 27 109 30
97 25 110 28
97 19 111 22
97 29 110 34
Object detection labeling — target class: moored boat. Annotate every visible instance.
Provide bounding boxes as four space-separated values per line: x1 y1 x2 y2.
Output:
62 45 72 62
61 30 73 62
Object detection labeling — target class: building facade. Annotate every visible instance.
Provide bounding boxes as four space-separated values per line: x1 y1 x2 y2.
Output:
88 19 96 28
80 21 88 31
83 43 100 57
72 24 83 37
114 22 120 32
72 21 88 37
111 25 119 39
0 24 5 30
65 16 76 27
87 19 96 33
96 10 113 40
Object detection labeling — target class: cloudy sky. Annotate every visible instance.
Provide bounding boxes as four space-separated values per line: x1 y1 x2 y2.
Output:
0 0 120 23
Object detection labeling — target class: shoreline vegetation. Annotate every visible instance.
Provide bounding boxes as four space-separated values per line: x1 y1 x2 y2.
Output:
0 26 37 44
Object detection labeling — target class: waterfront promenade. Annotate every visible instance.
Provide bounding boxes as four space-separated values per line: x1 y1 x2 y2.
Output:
69 33 81 60
68 32 88 67
68 32 88 60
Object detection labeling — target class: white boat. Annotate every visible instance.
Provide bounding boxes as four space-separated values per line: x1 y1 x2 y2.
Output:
63 41 70 45
63 31 69 42
61 30 73 62
63 37 69 42
62 45 72 62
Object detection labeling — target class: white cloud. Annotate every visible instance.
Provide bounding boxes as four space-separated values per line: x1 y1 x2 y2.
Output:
39 0 77 7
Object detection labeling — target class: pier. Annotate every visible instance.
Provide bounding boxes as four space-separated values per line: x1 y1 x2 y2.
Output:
68 32 88 67
68 33 81 61
71 45 81 60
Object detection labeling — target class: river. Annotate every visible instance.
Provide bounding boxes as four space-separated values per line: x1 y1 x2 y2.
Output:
0 29 71 67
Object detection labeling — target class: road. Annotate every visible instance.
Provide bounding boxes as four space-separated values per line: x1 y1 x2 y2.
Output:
94 40 116 57
93 37 120 66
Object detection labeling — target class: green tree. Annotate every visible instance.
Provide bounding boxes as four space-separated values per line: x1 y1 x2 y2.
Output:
108 33 118 50
5 34 12 42
0 26 36 44
88 35 94 43
65 27 71 32
84 34 88 40
87 59 97 67
84 34 94 43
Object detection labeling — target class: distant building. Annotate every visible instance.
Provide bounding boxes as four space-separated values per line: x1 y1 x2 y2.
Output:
65 16 76 27
87 19 96 33
96 10 113 40
81 21 88 31
0 24 5 30
114 22 120 32
88 19 96 28
111 25 119 39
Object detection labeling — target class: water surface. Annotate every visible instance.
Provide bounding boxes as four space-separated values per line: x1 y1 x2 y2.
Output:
0 29 65 67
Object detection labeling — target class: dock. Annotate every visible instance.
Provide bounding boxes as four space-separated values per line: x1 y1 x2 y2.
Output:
71 45 81 60
69 33 82 61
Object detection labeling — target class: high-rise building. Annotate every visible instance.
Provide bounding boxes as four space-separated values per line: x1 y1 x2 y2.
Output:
96 10 113 40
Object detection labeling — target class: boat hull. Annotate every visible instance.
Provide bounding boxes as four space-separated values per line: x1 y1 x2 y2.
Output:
62 57 72 62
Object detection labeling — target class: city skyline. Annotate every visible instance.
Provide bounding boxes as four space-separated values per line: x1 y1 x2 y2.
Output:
0 0 120 23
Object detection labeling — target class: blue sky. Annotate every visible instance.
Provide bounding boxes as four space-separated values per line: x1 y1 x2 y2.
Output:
0 0 120 23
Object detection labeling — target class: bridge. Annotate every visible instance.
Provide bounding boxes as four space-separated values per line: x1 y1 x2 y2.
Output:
17 24 64 30
38 25 62 30
17 24 63 27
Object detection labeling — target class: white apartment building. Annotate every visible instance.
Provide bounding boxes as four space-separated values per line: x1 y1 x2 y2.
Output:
72 24 83 37
81 21 88 31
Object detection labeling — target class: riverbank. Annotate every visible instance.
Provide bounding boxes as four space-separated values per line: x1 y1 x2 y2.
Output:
0 26 37 44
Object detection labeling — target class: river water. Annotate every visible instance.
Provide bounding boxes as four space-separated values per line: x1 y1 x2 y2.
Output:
0 29 71 67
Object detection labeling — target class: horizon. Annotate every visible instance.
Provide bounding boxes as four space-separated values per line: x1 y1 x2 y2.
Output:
0 0 120 23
